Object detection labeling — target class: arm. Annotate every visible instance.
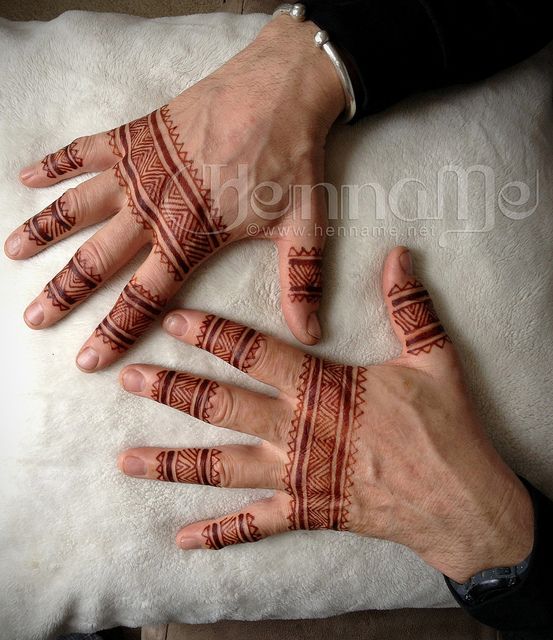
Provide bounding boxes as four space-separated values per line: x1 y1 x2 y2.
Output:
305 0 553 117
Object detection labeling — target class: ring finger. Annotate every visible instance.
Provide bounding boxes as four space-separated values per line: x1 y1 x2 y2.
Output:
118 443 285 489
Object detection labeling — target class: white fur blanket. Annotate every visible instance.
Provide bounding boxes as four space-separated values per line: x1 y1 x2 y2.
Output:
1 10 552 640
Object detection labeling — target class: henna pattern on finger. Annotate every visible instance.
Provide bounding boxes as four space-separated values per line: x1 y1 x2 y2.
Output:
285 357 366 531
94 278 167 352
44 249 102 311
152 370 218 422
388 281 451 355
287 247 323 303
109 106 230 281
196 315 264 372
23 197 75 246
41 141 83 178
155 449 221 486
202 513 261 549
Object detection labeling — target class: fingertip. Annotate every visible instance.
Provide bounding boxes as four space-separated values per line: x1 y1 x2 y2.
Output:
19 165 36 184
76 346 100 372
176 530 203 550
120 367 146 393
23 301 44 329
4 233 22 259
163 310 189 338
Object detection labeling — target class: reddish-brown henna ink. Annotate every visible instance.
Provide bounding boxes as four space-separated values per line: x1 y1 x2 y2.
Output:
109 106 230 281
202 513 261 549
155 449 221 486
24 197 75 246
151 370 218 422
44 249 102 311
387 280 451 355
287 247 323 303
41 141 83 178
94 278 166 352
284 357 366 531
196 315 264 372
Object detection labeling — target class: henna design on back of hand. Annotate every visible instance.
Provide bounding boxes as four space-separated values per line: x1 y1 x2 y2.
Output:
285 356 367 531
94 278 166 352
44 249 102 311
109 106 230 281
41 141 83 178
152 370 218 422
196 315 264 372
287 247 323 303
156 449 221 486
202 513 261 549
388 280 451 355
23 197 75 246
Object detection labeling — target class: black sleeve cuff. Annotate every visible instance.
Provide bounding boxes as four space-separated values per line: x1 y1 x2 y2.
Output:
304 1 553 122
445 477 553 635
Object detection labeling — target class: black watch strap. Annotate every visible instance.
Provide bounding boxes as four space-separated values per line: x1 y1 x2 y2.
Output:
448 554 531 606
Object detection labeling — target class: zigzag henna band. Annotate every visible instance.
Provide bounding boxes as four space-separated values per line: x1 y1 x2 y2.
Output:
155 449 222 486
287 246 323 303
95 278 166 352
151 370 219 423
202 513 261 549
388 280 451 355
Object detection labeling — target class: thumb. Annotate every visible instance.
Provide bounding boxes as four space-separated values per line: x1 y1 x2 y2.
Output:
276 227 324 346
383 246 454 366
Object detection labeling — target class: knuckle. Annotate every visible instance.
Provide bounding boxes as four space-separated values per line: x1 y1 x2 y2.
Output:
207 385 234 426
74 135 95 161
245 336 271 375
78 237 111 275
215 455 232 488
62 187 85 219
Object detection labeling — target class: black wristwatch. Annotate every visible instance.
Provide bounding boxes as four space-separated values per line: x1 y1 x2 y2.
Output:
448 554 532 606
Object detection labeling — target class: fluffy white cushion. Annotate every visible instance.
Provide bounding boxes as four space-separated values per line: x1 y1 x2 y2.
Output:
1 10 552 639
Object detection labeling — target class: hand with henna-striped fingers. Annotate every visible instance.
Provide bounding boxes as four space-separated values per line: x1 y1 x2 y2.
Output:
4 17 345 372
117 247 534 585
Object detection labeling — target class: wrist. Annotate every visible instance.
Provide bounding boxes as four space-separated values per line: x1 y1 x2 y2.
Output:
247 15 345 130
447 474 534 583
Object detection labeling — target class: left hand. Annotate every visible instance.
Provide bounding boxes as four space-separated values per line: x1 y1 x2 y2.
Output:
117 247 533 583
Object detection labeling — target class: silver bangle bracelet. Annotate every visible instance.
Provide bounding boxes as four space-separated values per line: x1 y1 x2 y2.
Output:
272 3 357 123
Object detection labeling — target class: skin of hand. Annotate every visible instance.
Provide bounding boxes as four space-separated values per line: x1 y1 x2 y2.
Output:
117 247 534 584
4 15 344 372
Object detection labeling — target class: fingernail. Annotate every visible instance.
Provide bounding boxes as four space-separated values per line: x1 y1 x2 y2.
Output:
20 166 35 181
76 347 99 371
121 368 145 393
307 312 321 340
164 313 188 337
123 456 147 477
5 234 21 258
179 536 202 550
25 301 44 326
399 249 413 275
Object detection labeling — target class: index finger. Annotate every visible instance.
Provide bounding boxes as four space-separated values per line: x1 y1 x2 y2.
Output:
162 310 306 397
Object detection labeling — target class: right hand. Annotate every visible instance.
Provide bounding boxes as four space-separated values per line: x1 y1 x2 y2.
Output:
4 15 345 373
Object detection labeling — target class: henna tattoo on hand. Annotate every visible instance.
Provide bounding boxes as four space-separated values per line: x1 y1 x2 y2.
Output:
23 197 75 246
196 315 264 372
94 278 166 352
388 281 451 355
152 370 219 422
109 106 230 281
41 141 83 178
44 249 102 311
285 356 366 531
287 247 323 303
155 449 221 486
202 513 261 549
